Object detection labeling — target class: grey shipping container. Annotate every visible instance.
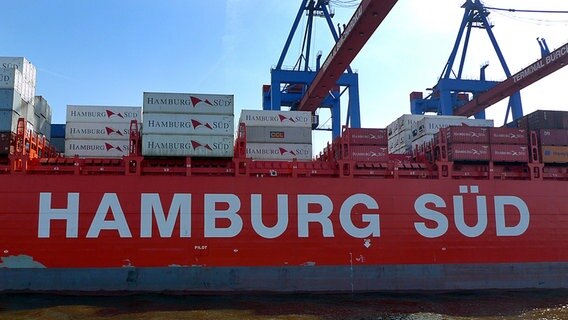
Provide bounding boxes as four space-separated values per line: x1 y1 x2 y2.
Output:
0 110 21 132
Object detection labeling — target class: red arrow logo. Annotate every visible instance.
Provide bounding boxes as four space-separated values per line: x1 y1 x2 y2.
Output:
190 96 213 107
191 140 213 151
106 110 124 119
105 127 124 136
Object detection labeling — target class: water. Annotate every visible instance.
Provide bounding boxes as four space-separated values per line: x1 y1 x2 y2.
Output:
1 290 567 320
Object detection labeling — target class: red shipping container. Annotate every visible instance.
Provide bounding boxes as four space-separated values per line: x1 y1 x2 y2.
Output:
491 144 529 162
346 145 388 162
539 129 568 146
344 128 387 146
448 144 490 161
445 126 490 144
489 128 528 145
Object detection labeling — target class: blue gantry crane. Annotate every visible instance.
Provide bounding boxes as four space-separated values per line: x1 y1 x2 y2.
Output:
263 0 397 138
410 0 524 123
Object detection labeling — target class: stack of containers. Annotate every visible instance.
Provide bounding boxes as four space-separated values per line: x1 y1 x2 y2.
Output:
442 126 491 161
240 110 312 160
0 57 37 135
142 92 234 157
339 128 388 161
509 110 568 163
488 128 529 162
387 114 425 154
412 116 494 151
539 129 568 164
65 105 141 157
33 96 52 139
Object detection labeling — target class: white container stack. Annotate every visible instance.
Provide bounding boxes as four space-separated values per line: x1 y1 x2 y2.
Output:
240 110 312 160
0 57 39 134
33 96 52 139
65 105 141 157
388 114 494 154
142 92 234 157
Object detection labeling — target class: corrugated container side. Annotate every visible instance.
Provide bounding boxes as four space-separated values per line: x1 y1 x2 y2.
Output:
489 128 528 145
0 89 26 115
239 110 311 128
142 134 234 157
67 105 141 123
143 113 234 135
64 139 130 158
527 110 568 130
344 128 387 145
344 145 388 162
491 144 529 162
448 143 490 161
143 92 234 115
0 110 21 132
246 143 312 160
246 126 311 144
34 113 51 138
446 126 490 144
541 146 568 163
0 131 13 155
66 122 132 140
539 129 568 146
390 144 412 155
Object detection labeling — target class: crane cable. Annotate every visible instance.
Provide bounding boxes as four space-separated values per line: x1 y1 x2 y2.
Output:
484 6 568 14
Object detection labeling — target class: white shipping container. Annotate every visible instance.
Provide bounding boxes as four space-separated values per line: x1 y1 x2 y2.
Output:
67 105 141 123
143 113 234 135
387 114 425 138
143 92 234 115
0 57 37 86
142 134 234 157
66 122 132 140
34 96 52 121
246 126 312 144
246 143 312 160
65 139 130 158
415 117 494 138
239 110 312 128
0 68 22 91
390 144 412 155
34 113 52 138
388 129 414 153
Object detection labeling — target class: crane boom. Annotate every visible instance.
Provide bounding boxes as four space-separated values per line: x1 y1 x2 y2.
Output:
455 41 568 117
297 0 397 112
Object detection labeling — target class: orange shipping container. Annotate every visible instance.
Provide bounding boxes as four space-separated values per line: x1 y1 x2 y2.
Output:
541 146 568 163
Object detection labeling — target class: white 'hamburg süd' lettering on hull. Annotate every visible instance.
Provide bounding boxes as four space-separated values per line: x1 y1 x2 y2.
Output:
37 187 530 240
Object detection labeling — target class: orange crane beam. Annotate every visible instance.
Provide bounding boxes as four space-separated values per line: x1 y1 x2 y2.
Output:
297 0 398 112
455 41 568 117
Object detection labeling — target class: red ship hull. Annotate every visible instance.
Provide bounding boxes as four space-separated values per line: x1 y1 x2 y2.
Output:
1 171 567 292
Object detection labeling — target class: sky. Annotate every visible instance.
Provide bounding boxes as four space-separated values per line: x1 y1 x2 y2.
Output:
1 0 567 153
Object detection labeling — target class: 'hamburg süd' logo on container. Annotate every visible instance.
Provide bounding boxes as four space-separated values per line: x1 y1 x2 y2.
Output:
279 147 297 156
191 140 213 151
106 110 126 119
105 127 124 137
104 143 124 152
190 119 213 130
